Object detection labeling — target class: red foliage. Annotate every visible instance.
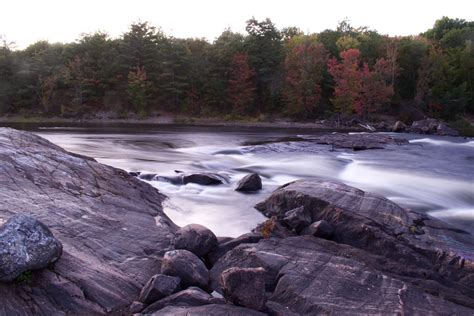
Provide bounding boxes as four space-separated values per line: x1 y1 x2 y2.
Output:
284 41 327 117
328 49 394 117
227 53 256 114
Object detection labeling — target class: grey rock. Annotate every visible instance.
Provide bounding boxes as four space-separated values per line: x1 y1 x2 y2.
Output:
138 173 157 181
253 179 474 308
142 287 219 314
220 267 267 311
309 133 409 150
252 217 296 239
207 233 263 266
138 274 181 304
174 224 218 257
235 173 262 192
392 120 407 132
161 250 209 290
211 236 474 315
0 128 177 314
150 304 266 316
0 215 63 282
265 301 300 316
301 220 334 239
282 206 312 232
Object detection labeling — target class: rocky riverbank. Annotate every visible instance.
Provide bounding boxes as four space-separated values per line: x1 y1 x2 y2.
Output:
0 128 473 315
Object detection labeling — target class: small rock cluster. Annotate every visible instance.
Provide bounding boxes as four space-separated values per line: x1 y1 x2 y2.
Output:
130 224 268 314
391 118 459 136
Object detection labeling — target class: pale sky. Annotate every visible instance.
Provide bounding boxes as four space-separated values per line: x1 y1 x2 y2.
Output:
1 0 473 49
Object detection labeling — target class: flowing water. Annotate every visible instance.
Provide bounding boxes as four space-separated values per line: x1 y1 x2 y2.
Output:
8 124 474 237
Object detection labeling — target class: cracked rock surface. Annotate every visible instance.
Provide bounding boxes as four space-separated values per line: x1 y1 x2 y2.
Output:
0 128 177 315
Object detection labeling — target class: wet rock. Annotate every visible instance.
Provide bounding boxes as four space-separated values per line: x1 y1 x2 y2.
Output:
183 173 227 185
141 287 220 314
0 128 176 314
161 250 209 290
128 171 141 177
211 236 474 314
207 233 263 266
129 301 145 313
309 133 409 150
0 215 63 282
392 120 407 132
301 220 334 239
174 224 218 257
220 267 267 311
282 206 312 232
235 173 262 192
150 304 266 316
138 274 181 304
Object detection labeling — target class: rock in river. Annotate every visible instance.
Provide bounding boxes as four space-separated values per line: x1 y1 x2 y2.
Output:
235 173 262 192
0 214 63 282
174 224 218 257
0 128 177 314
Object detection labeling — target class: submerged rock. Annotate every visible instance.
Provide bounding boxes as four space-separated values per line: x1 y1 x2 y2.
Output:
309 133 409 150
174 224 218 257
0 215 63 282
0 128 176 314
235 173 262 192
220 267 267 311
161 250 210 290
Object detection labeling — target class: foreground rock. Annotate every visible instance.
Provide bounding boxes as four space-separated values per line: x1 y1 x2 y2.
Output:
174 224 218 257
161 250 209 290
0 215 63 282
233 179 474 312
309 133 409 150
0 128 177 314
211 236 474 315
235 173 262 192
220 267 267 311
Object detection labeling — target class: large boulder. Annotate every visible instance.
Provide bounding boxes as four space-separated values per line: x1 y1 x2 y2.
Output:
211 236 474 315
138 274 181 304
0 128 177 314
206 233 263 266
220 267 267 311
392 120 407 132
252 180 474 309
174 224 218 257
235 173 262 192
0 215 63 282
161 250 209 290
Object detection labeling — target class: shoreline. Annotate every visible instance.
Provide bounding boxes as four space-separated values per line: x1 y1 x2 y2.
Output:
0 115 364 132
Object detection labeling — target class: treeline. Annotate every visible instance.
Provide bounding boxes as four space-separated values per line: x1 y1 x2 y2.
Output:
0 17 472 121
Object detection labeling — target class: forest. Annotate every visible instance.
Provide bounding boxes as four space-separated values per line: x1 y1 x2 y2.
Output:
0 16 473 123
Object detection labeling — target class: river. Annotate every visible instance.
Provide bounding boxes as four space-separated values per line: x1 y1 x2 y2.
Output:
8 124 474 237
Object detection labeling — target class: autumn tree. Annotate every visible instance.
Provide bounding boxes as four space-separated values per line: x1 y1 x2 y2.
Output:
283 35 327 118
328 49 394 117
127 66 149 115
227 53 256 114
